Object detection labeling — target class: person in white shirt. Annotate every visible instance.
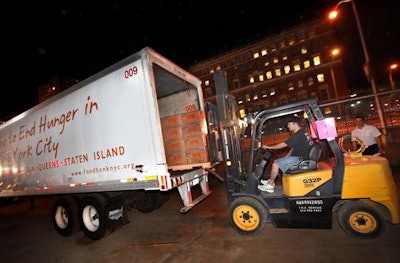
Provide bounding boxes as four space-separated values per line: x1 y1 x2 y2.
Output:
351 116 384 156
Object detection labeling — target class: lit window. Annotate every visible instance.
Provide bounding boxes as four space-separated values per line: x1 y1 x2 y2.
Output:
303 60 310 68
261 89 267 98
293 63 301 71
266 71 273 79
209 69 214 74
282 55 288 61
253 93 258 100
259 74 264 81
308 77 314 86
280 41 286 49
284 65 291 74
317 74 325 83
264 61 270 67
216 65 221 70
253 52 260 59
288 36 295 46
261 49 267 56
250 76 255 83
245 94 251 102
288 82 294 91
238 97 243 104
205 80 210 86
273 57 279 64
313 55 321 66
270 87 275 96
301 46 308 54
239 109 246 118
275 68 282 77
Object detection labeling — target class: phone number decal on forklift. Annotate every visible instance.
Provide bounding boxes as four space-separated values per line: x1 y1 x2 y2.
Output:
296 199 323 213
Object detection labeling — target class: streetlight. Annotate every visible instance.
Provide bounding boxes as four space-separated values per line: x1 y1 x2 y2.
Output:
389 63 398 90
329 0 386 136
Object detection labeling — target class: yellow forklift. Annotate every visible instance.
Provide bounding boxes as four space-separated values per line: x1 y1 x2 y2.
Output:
212 70 399 239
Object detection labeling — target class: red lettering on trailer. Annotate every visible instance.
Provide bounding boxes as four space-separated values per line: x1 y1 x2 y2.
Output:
124 66 138 78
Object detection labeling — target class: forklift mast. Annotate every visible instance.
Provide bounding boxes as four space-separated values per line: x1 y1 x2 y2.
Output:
213 70 246 200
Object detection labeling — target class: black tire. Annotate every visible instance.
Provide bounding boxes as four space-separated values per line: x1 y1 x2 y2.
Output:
51 196 80 237
80 194 108 240
228 196 267 235
135 191 160 213
337 201 385 239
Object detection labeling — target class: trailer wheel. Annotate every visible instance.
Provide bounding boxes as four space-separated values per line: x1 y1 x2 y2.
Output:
80 194 108 240
51 196 79 237
337 201 385 239
135 191 160 213
228 196 266 235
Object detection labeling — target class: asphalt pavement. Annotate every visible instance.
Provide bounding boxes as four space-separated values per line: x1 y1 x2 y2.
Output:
0 165 399 263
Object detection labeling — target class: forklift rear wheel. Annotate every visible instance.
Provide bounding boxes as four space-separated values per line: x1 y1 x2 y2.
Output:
337 201 385 239
228 196 266 235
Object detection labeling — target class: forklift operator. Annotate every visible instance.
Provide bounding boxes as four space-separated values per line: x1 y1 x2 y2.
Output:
259 116 314 193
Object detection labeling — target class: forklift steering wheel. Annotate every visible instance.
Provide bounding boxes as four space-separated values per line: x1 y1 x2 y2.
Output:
263 148 274 161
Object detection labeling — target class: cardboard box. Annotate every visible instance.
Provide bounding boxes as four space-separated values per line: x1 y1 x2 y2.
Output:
161 115 182 128
162 126 183 141
182 122 203 137
186 149 209 164
166 150 187 165
164 139 185 153
184 135 207 152
181 110 201 124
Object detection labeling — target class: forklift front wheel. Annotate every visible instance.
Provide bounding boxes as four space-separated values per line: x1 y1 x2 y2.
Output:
228 196 266 235
337 201 385 239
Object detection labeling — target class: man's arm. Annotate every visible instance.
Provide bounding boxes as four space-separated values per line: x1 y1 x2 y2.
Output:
264 141 287 150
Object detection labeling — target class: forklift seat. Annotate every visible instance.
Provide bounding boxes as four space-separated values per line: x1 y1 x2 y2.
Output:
285 142 321 174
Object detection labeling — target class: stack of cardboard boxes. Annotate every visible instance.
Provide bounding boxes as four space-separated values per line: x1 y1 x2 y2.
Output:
161 110 209 167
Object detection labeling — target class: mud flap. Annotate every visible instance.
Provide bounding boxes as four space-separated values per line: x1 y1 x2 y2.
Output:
105 195 130 236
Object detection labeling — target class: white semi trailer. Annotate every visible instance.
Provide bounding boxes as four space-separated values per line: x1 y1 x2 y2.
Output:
0 47 219 240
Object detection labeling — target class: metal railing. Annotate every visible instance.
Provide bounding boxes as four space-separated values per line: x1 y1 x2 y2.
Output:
242 90 400 165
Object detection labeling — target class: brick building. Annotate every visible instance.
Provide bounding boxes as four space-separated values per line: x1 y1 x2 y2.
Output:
188 18 350 119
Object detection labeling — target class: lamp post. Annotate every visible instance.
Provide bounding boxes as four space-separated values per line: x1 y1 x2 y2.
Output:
330 48 342 116
389 63 398 90
329 0 386 135
330 48 340 101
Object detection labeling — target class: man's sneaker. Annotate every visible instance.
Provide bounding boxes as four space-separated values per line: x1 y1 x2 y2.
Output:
258 182 275 193
260 179 270 185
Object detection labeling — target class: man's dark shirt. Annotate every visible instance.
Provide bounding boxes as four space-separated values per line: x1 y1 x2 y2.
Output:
285 128 314 159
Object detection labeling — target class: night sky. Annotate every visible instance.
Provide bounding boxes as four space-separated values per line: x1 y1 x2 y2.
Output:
2 0 399 120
